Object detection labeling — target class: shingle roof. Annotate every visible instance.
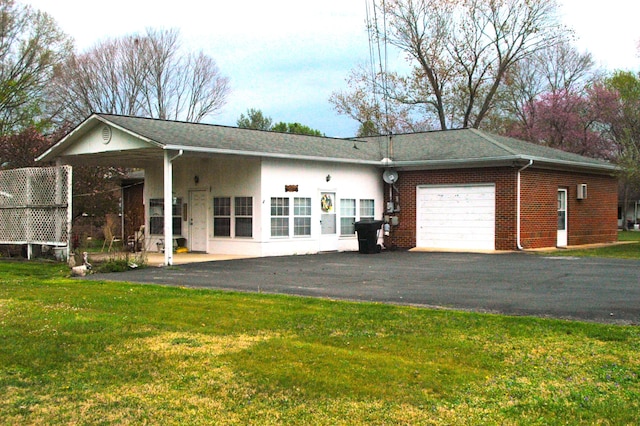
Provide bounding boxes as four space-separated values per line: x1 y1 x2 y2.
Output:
97 114 381 164
39 114 616 173
362 128 616 172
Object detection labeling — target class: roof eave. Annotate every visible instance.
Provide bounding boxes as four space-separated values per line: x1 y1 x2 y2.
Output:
387 156 518 170
36 114 97 162
162 144 381 166
385 155 618 174
94 114 163 148
37 114 163 163
522 156 618 174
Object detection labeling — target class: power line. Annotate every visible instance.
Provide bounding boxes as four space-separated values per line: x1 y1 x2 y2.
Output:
366 0 392 158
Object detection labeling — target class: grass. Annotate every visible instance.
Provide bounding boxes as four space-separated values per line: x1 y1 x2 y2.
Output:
537 230 640 259
1 261 639 424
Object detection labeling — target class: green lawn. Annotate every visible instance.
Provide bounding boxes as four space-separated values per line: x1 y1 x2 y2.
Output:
1 261 639 424
617 230 640 242
538 231 640 259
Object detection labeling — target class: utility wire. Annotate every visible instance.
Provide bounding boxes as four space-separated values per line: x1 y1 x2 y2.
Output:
368 0 392 159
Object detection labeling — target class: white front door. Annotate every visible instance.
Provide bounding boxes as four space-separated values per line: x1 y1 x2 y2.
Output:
189 190 207 252
319 192 338 251
557 189 568 247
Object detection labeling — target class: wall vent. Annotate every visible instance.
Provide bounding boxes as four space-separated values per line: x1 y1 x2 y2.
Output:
101 126 112 144
577 183 587 200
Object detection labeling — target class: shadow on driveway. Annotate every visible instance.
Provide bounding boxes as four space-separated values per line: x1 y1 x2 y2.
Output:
85 251 640 325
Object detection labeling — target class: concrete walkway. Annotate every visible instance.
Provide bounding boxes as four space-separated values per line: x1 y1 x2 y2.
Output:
87 251 255 266
144 252 255 266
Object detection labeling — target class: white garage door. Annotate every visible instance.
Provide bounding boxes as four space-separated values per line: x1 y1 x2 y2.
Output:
416 184 495 250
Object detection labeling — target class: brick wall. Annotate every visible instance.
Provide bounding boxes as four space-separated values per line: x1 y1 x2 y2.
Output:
520 169 618 248
385 166 618 251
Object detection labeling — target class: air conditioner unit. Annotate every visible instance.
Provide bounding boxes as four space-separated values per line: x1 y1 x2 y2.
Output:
577 183 587 200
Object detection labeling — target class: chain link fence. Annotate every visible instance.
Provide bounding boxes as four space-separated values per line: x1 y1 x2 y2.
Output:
0 166 72 258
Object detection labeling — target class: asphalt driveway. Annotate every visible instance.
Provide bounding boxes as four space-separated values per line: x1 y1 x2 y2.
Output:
86 251 640 325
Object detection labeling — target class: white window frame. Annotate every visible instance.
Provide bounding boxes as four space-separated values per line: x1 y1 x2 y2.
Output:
340 198 356 236
270 197 290 237
294 197 312 237
235 196 253 238
213 197 231 237
360 199 375 221
149 197 182 235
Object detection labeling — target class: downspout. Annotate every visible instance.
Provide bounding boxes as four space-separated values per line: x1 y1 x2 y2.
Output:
517 159 534 250
163 149 183 266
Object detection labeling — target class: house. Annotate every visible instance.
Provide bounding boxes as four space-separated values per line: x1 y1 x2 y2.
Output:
361 131 618 251
38 114 618 264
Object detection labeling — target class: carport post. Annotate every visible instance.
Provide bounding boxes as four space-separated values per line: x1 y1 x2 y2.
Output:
163 150 173 266
163 149 184 266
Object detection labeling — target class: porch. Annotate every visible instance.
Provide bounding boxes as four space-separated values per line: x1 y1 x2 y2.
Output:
90 251 255 266
145 252 255 266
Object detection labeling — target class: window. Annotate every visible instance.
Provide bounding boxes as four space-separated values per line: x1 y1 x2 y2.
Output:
235 197 253 237
213 197 231 237
557 190 567 231
294 197 312 236
271 197 289 237
360 199 375 221
149 198 182 235
340 198 356 235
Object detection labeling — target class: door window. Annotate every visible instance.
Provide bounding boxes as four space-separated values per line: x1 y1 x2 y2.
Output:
557 190 567 231
320 192 336 235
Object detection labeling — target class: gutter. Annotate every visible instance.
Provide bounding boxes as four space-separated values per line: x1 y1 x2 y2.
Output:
161 144 382 166
517 159 534 250
388 155 616 174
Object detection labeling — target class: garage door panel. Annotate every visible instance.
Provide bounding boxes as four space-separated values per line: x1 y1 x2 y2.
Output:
422 225 494 236
421 207 494 215
420 216 494 227
417 185 495 250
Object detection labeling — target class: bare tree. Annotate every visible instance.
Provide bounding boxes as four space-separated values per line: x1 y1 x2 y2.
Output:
490 40 598 134
329 66 428 136
0 0 72 134
48 28 230 124
332 0 569 131
48 37 146 120
184 52 230 122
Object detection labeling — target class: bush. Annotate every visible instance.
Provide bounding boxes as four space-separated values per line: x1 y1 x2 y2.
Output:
94 251 147 273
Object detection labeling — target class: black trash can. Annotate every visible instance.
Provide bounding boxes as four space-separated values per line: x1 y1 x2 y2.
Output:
354 220 384 254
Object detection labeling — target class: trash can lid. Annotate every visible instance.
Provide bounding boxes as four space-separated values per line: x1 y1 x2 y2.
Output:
354 219 384 230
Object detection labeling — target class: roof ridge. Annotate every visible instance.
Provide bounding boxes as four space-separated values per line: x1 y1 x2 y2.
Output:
96 112 358 143
468 128 520 156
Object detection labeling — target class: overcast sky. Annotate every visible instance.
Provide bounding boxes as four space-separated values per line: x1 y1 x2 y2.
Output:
26 0 640 137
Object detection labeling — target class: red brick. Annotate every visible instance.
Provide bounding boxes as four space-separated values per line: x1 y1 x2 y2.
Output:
384 167 618 250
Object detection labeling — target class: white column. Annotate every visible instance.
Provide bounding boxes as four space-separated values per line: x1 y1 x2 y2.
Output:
163 150 173 266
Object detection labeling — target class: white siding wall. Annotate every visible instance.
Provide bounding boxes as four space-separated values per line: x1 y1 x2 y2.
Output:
64 125 150 156
259 158 384 257
144 156 261 255
144 155 383 257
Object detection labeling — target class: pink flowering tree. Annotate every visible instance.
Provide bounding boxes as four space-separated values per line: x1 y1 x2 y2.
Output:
506 86 620 160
